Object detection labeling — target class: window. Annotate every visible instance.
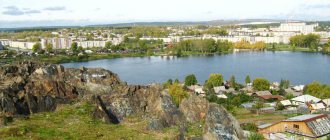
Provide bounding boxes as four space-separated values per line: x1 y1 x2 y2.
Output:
293 124 299 129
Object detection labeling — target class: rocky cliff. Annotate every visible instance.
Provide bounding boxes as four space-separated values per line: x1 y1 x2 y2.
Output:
0 61 245 140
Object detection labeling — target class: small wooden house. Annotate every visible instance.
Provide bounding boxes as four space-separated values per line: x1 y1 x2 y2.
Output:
258 114 330 138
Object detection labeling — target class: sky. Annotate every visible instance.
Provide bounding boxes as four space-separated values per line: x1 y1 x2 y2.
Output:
0 0 330 28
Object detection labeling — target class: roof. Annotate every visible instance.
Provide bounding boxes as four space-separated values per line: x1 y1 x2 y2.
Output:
280 100 292 106
291 94 321 103
284 114 326 122
216 94 228 99
323 99 330 106
258 123 273 129
310 103 326 110
258 95 283 100
260 107 275 111
187 85 203 91
213 86 226 94
254 91 272 96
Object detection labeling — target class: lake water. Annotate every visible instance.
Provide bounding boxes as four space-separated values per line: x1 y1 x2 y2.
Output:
62 51 330 85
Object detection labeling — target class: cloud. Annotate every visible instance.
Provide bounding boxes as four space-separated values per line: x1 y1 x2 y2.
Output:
43 6 66 11
303 4 330 9
24 10 41 14
2 6 41 16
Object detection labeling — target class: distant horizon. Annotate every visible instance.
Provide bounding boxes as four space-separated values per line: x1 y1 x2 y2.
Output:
0 18 327 29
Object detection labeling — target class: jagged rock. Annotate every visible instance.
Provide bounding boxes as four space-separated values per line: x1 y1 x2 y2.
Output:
179 95 209 123
92 95 119 124
203 103 245 140
0 61 245 139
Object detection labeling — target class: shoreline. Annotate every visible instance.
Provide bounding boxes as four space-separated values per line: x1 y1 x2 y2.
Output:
1 49 329 65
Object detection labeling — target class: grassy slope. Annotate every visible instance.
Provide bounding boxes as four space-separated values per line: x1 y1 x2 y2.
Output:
0 102 182 140
0 102 204 140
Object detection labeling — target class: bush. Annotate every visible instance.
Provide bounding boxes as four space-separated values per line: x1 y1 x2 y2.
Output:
169 83 189 106
248 133 264 140
205 74 223 89
241 123 258 132
253 78 270 91
184 74 197 86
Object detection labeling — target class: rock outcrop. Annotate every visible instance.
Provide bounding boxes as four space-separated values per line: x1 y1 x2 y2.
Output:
0 61 245 140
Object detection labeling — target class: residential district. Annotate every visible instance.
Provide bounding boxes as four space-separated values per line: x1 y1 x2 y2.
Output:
177 74 330 140
0 22 330 52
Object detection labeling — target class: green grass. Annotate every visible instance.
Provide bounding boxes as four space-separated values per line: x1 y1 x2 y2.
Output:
0 102 205 140
0 102 179 140
234 108 287 124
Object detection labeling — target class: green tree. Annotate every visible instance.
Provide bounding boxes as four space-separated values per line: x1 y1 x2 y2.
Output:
174 79 180 84
184 74 198 86
76 46 84 53
105 41 112 49
169 83 189 106
32 42 42 53
205 74 224 89
71 42 78 53
253 100 264 116
245 75 251 85
45 43 53 53
303 81 330 99
229 75 236 88
253 78 270 91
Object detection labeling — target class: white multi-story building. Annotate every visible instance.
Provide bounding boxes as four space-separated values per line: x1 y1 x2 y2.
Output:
272 22 318 34
77 41 106 48
9 41 35 50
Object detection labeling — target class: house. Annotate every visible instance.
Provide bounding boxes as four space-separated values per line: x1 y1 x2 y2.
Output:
292 85 305 92
241 102 255 109
187 85 205 95
258 114 330 138
258 95 283 101
213 86 226 94
253 91 272 96
291 95 321 105
216 94 228 99
284 88 303 97
308 103 326 113
280 100 292 107
323 99 330 111
260 107 276 113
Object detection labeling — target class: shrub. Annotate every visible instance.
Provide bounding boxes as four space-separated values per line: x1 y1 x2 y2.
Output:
253 78 270 91
184 74 197 86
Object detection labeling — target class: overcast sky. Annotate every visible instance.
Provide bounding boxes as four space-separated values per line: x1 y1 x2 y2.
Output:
1 0 330 28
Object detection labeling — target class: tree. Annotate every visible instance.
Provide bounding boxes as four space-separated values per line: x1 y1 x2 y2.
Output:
77 46 84 52
32 42 42 53
229 75 236 88
205 74 224 89
279 79 290 89
71 42 78 53
251 41 266 50
303 81 330 99
184 74 198 86
105 41 112 49
253 100 264 116
45 43 53 53
245 75 251 85
168 83 189 106
253 78 270 91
